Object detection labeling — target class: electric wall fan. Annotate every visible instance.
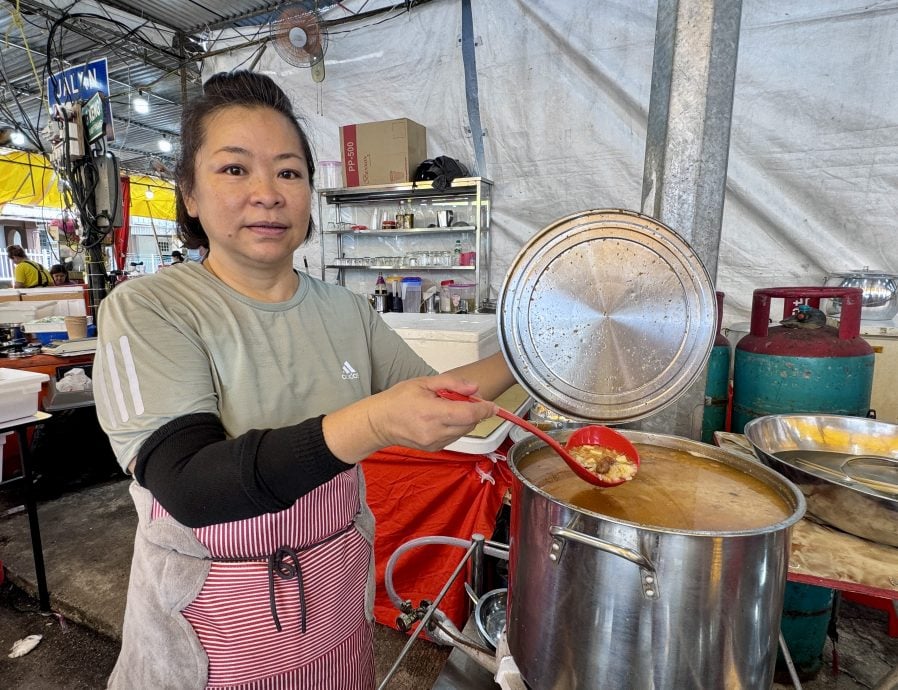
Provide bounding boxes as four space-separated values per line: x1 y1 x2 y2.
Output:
270 4 329 83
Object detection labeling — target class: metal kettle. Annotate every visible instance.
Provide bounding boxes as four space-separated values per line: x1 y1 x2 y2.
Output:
823 267 898 320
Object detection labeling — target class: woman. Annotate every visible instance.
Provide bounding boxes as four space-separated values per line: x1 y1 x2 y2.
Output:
93 70 513 689
6 245 51 287
49 263 75 285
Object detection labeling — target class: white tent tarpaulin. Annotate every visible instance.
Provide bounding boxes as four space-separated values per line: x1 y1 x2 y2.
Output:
207 0 898 327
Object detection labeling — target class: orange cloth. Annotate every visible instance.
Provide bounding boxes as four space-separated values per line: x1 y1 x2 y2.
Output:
363 444 512 629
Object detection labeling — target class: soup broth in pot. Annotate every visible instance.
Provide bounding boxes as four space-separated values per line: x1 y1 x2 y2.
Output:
518 442 791 531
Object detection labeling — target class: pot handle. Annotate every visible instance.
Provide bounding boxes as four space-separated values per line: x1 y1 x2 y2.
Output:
549 525 660 600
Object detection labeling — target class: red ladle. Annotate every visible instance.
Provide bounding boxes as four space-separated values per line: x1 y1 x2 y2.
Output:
436 389 639 488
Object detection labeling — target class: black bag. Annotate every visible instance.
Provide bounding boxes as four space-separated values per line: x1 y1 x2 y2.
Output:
413 156 470 192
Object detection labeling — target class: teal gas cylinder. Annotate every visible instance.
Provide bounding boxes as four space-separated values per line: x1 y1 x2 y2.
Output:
732 287 874 432
776 583 835 681
701 291 731 443
733 286 873 679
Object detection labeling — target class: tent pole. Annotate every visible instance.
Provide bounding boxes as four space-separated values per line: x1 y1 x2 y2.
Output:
632 0 743 439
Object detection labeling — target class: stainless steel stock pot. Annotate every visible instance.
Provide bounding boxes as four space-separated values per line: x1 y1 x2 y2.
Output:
506 430 805 689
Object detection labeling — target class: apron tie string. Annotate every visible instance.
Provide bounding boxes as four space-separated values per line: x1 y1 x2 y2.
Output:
212 522 356 634
267 546 307 633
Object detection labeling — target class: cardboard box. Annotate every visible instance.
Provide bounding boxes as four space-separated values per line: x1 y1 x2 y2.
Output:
0 289 20 303
340 118 427 187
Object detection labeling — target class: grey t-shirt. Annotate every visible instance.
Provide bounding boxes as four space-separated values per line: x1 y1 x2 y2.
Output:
94 262 435 470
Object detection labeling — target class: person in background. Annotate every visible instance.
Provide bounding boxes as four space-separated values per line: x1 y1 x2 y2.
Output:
92 70 514 689
6 245 52 288
49 263 76 286
170 250 185 263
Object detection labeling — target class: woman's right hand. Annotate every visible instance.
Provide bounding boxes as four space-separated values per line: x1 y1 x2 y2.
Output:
321 374 498 462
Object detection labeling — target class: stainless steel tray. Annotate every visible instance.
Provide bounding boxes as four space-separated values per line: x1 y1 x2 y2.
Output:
744 414 898 547
498 209 716 423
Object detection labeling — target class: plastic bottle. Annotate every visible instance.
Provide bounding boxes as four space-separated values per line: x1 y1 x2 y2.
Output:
453 239 462 266
390 277 403 313
440 280 454 313
374 272 387 295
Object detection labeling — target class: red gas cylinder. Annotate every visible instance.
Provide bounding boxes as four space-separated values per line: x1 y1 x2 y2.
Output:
732 286 874 431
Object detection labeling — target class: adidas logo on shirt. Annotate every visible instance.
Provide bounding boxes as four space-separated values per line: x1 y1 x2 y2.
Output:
341 361 359 380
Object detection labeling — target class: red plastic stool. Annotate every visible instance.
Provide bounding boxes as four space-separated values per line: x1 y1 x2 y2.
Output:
842 591 898 637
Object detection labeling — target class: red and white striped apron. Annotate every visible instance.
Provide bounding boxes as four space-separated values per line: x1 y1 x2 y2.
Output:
151 468 374 689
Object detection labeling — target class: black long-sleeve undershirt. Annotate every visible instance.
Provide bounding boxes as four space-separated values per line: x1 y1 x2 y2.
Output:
134 413 354 528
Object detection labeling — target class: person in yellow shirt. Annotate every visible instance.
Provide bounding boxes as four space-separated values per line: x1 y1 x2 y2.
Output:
6 245 52 288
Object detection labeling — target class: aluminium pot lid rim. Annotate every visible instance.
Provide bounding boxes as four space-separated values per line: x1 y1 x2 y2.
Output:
498 208 717 424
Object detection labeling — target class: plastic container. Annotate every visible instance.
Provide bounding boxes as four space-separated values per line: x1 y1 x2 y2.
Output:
401 277 423 313
447 283 476 314
0 368 49 425
32 331 68 344
23 316 75 344
440 280 455 313
318 160 342 189
65 315 88 338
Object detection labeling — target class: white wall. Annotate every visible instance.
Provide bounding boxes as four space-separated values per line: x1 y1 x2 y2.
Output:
208 0 898 327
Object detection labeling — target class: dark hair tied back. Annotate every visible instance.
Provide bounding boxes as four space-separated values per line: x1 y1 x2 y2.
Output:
175 70 317 249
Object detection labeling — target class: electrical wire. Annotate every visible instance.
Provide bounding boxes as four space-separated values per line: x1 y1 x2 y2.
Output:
8 1 45 105
326 0 430 36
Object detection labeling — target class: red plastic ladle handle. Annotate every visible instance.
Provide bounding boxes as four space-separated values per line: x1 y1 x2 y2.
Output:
434 389 629 487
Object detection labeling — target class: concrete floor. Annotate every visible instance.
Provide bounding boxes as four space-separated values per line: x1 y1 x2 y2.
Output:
1 475 898 689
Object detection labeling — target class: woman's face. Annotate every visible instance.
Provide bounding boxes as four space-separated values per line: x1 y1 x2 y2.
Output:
182 105 311 272
52 272 67 285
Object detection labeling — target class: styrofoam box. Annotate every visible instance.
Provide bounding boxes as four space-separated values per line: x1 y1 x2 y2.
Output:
0 368 49 426
18 288 83 302
19 288 86 316
0 301 57 323
381 313 499 372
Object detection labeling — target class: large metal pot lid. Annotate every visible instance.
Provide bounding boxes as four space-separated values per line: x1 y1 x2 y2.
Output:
498 209 717 423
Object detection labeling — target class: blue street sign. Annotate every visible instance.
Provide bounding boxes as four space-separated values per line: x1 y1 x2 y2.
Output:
47 57 115 141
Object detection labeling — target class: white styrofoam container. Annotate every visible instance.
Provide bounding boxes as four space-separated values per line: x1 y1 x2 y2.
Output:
380 313 499 372
0 369 49 425
0 301 58 323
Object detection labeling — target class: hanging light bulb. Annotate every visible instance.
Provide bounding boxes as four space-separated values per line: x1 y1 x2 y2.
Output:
133 90 150 115
10 131 26 146
158 135 172 153
144 187 155 200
